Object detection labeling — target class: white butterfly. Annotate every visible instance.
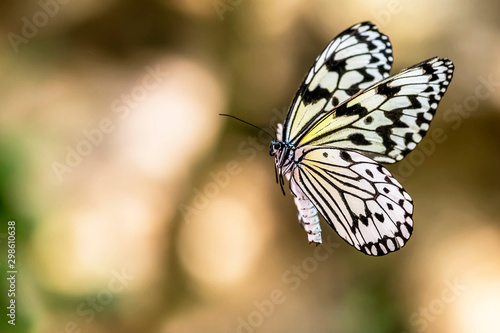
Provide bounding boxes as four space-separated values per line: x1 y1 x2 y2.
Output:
270 22 454 256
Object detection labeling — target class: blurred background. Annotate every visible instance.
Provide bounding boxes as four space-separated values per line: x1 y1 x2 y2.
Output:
1 0 500 332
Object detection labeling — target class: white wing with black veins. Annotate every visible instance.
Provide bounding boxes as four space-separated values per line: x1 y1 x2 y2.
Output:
292 146 413 256
298 57 454 163
284 22 394 145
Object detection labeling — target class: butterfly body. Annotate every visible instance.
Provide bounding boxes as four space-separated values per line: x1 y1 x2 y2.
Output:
270 22 454 256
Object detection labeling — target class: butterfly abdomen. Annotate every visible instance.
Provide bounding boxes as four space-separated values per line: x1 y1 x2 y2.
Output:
291 180 322 244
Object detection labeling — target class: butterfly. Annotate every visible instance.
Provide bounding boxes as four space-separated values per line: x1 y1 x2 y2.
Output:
269 21 454 256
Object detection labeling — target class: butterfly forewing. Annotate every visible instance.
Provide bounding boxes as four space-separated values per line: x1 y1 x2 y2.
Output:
284 22 394 145
298 57 454 163
292 146 413 256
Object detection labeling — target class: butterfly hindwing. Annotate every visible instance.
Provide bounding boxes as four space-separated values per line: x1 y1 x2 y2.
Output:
292 146 413 256
284 21 394 145
298 57 454 163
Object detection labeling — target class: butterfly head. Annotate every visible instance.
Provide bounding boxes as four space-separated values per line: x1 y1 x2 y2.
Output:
269 141 283 157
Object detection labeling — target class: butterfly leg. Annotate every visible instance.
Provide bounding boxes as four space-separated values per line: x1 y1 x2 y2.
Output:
290 179 322 244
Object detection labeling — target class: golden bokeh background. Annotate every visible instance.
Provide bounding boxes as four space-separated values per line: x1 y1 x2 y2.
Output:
1 1 500 332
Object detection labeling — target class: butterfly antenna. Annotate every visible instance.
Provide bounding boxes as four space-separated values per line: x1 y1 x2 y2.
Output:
219 114 275 140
